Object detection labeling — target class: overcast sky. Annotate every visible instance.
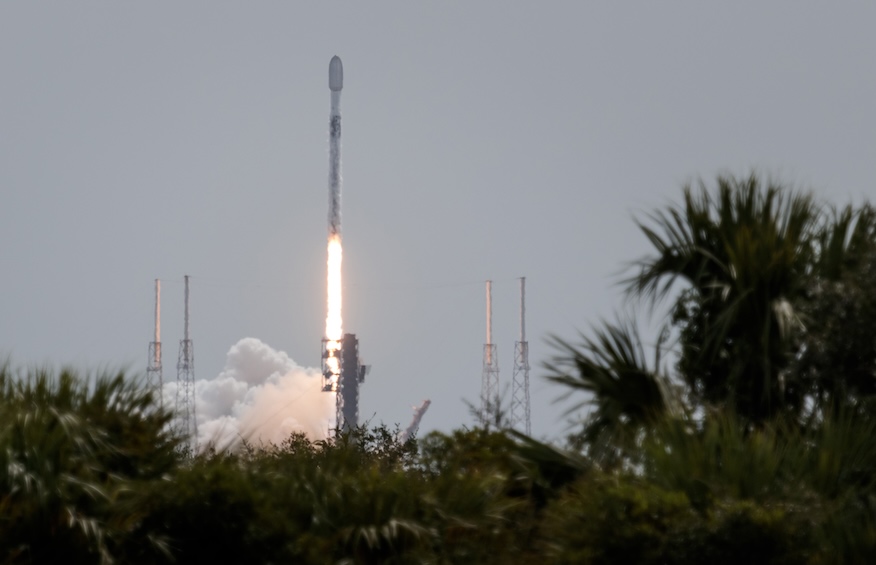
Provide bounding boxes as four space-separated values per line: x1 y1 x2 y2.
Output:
2 2 874 440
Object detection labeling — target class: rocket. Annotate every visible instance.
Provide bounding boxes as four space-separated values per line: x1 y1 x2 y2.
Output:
328 56 343 237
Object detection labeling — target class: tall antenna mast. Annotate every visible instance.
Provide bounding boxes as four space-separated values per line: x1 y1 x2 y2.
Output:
147 279 162 407
176 275 197 446
481 280 500 424
511 277 531 435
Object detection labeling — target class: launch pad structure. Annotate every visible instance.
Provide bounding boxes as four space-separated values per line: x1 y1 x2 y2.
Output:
322 335 369 432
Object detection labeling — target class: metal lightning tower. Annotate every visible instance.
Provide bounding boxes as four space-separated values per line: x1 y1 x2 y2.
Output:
511 277 532 435
481 280 500 421
176 275 197 443
146 279 162 407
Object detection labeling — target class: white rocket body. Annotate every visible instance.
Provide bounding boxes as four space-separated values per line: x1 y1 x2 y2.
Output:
328 56 343 237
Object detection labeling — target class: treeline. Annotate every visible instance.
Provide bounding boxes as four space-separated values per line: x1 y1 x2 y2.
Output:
3 174 876 563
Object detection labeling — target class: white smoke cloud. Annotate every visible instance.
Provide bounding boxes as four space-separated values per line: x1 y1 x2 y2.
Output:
163 338 334 449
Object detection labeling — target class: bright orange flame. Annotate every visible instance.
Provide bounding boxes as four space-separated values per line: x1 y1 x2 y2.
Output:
325 234 343 375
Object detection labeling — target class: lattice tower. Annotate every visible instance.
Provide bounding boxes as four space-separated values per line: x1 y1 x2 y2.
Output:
481 280 500 422
146 279 163 408
511 277 532 435
175 275 197 445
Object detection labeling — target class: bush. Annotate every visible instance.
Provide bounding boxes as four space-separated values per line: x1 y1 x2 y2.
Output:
0 367 177 564
541 474 694 565
540 474 821 565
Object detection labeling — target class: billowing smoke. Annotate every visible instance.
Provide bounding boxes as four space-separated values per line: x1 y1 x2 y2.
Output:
163 338 334 449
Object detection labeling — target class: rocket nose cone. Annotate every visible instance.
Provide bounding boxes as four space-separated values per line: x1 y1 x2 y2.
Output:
329 56 343 91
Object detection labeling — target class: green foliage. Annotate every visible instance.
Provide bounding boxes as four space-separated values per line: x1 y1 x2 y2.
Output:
546 318 675 468
795 227 876 413
0 367 546 565
543 474 820 565
643 412 801 505
2 363 875 563
0 365 178 564
542 475 695 564
417 428 543 562
628 174 819 422
674 498 819 565
542 173 876 563
138 426 530 565
554 174 876 446
639 409 876 562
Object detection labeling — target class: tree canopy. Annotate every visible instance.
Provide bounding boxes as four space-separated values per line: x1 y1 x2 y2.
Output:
552 174 876 435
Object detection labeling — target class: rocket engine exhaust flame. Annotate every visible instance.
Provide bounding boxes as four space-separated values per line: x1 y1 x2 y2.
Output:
323 235 343 391
325 235 343 342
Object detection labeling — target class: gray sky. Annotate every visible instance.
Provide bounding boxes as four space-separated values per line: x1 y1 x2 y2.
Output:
2 2 874 440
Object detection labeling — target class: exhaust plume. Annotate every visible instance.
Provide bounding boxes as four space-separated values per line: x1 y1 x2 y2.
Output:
164 338 334 449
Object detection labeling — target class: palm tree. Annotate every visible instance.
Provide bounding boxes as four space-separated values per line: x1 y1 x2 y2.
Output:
626 174 819 423
546 318 676 467
0 366 178 563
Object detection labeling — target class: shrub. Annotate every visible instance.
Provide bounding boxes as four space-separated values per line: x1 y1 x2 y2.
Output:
0 367 177 564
